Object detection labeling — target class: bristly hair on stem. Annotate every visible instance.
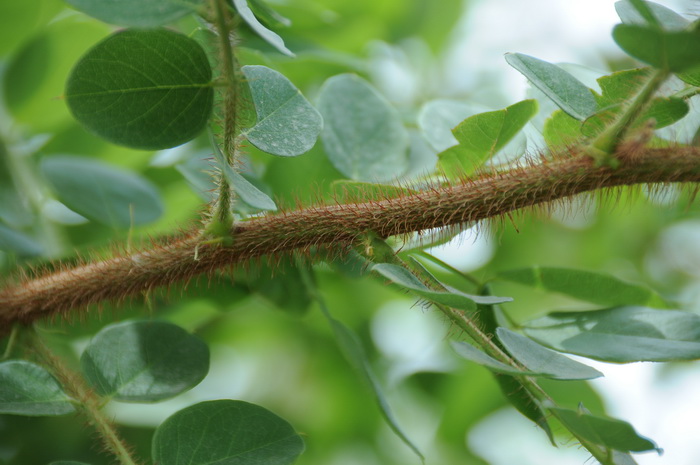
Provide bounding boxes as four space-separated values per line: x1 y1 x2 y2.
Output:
2 144 700 327
206 0 242 234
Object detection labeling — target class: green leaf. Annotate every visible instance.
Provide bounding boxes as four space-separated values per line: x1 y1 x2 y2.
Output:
41 156 163 229
451 341 543 376
612 24 700 72
373 263 512 312
505 53 598 120
0 224 43 257
152 400 304 465
550 407 659 452
317 74 409 182
615 1 690 30
64 0 199 26
241 65 323 157
543 110 582 147
524 306 700 362
65 28 213 150
233 0 294 57
80 320 209 402
439 99 537 175
498 266 663 307
0 361 75 416
495 328 603 380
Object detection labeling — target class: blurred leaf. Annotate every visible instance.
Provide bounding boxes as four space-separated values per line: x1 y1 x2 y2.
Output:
524 306 700 362
317 74 409 182
0 224 43 257
615 0 689 30
64 0 199 26
505 53 598 120
496 328 603 380
418 99 484 152
550 407 659 452
612 24 700 72
0 0 62 58
41 156 163 229
438 99 537 175
241 65 322 157
373 263 511 312
498 266 663 307
80 320 209 402
65 28 213 150
233 0 294 56
543 110 582 147
152 400 304 465
3 16 108 130
0 361 75 416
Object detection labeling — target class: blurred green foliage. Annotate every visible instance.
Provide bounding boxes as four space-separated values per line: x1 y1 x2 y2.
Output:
1 0 700 464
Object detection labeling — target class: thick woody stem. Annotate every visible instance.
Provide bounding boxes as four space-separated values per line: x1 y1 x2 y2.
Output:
1 146 700 326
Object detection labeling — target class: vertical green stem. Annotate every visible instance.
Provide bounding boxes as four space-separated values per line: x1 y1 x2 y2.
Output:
29 330 142 465
210 0 239 228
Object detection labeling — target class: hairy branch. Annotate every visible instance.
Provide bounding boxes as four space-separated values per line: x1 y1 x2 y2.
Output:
2 146 699 326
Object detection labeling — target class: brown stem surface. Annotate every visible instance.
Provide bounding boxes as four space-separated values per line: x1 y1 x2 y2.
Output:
2 146 699 326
